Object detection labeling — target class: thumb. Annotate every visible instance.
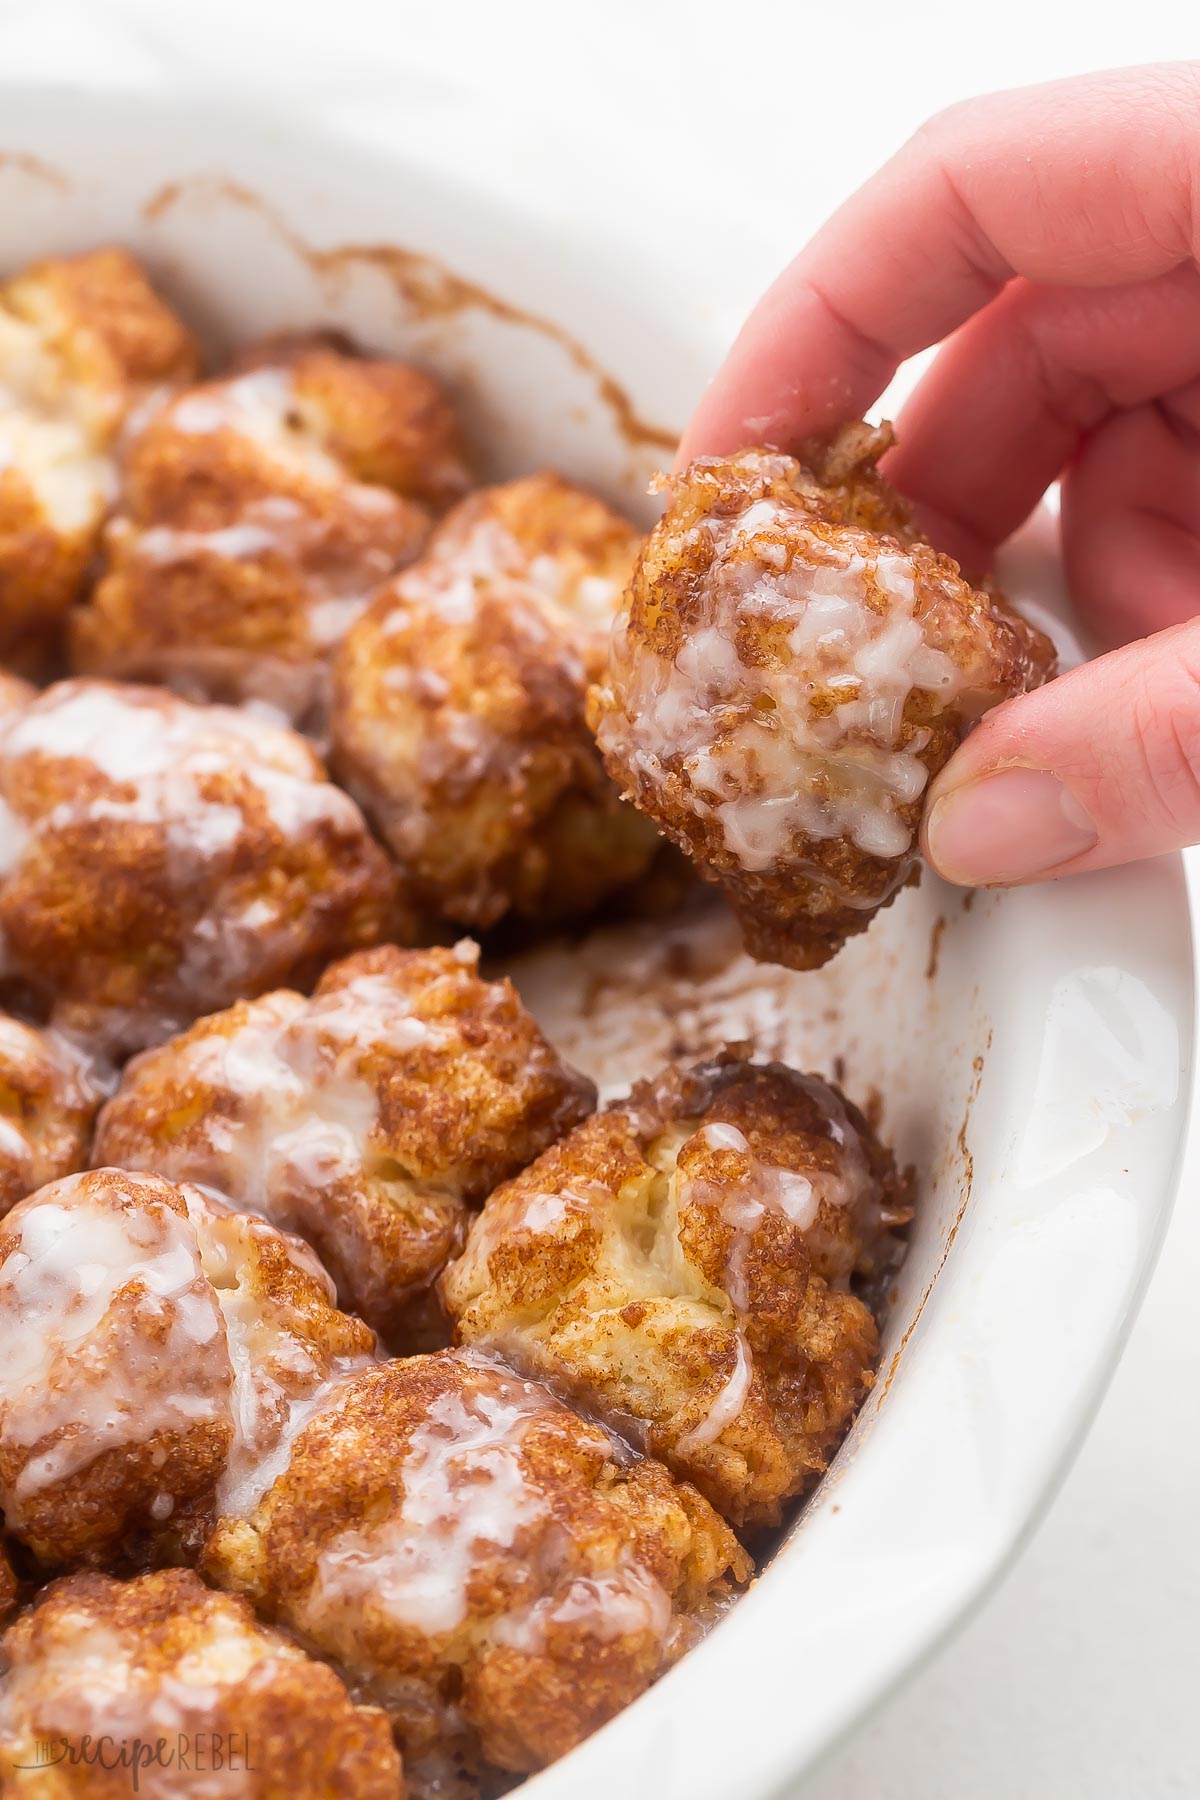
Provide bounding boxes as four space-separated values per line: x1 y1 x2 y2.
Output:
922 617 1200 886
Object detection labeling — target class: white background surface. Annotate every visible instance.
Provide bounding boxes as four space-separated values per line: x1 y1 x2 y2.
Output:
16 1 1200 1792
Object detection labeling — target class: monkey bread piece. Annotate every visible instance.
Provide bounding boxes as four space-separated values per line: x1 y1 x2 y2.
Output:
0 1538 18 1623
94 942 598 1349
0 1168 376 1569
204 1349 748 1790
0 670 33 722
589 423 1056 969
0 678 400 1053
71 334 472 725
0 1569 405 1798
443 1052 912 1531
0 1015 98 1218
331 472 662 930
0 248 199 666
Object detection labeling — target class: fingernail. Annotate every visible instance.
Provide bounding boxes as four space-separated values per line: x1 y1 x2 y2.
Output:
925 767 1098 886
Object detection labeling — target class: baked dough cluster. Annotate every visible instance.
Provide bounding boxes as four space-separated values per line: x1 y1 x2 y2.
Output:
72 333 471 729
0 1569 404 1798
0 249 199 668
0 243 1003 1800
590 424 1056 966
443 1051 911 1527
0 1168 376 1568
93 943 597 1346
205 1348 748 1790
332 472 660 929
0 677 399 1052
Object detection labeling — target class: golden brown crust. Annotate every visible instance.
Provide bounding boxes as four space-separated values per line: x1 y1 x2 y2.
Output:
231 333 471 509
0 248 198 666
204 1350 748 1783
443 1051 911 1529
0 1538 19 1624
0 1168 376 1569
0 1569 405 1797
589 425 1056 968
0 1016 98 1218
0 1170 233 1567
71 334 470 725
0 679 401 1053
93 942 597 1347
331 473 660 929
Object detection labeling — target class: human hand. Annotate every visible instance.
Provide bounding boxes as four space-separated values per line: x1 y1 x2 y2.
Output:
679 63 1200 887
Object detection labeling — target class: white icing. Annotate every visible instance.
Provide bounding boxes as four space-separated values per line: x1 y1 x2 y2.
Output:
108 957 471 1267
169 367 342 486
602 498 974 885
312 1373 550 1637
0 1178 229 1508
676 1333 753 1453
0 681 368 1010
0 307 117 534
309 1360 663 1654
0 1583 313 1796
687 1089 871 1309
116 488 403 659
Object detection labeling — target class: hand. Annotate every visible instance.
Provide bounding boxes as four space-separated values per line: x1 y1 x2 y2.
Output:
679 63 1200 887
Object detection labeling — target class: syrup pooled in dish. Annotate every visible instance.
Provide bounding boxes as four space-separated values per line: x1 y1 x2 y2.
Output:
0 248 199 668
443 1052 911 1529
205 1348 748 1792
94 942 598 1347
589 423 1056 968
331 472 662 929
0 1569 405 1798
0 678 401 1052
0 1168 375 1568
72 333 472 729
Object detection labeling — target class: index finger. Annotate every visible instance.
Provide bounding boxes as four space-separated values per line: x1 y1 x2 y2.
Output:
678 62 1200 463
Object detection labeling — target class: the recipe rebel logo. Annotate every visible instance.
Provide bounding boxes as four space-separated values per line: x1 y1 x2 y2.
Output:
12 1733 257 1788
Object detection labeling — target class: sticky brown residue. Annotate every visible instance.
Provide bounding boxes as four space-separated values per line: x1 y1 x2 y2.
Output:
141 176 676 455
0 152 70 192
962 890 976 913
925 914 946 982
876 1032 990 1406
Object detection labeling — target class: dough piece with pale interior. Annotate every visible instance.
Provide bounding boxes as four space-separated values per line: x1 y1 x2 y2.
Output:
443 1051 912 1529
589 424 1055 968
0 247 198 666
93 941 597 1348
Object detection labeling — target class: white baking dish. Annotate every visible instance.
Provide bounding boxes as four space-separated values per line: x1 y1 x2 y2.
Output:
0 77 1191 1800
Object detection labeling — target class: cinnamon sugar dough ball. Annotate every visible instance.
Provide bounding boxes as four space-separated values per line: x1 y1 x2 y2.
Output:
0 1538 17 1624
205 1348 748 1788
331 472 661 929
0 678 400 1053
443 1052 912 1530
0 248 198 666
0 1168 376 1568
0 1014 98 1217
589 422 1056 969
94 942 598 1347
0 1569 404 1798
71 333 471 727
